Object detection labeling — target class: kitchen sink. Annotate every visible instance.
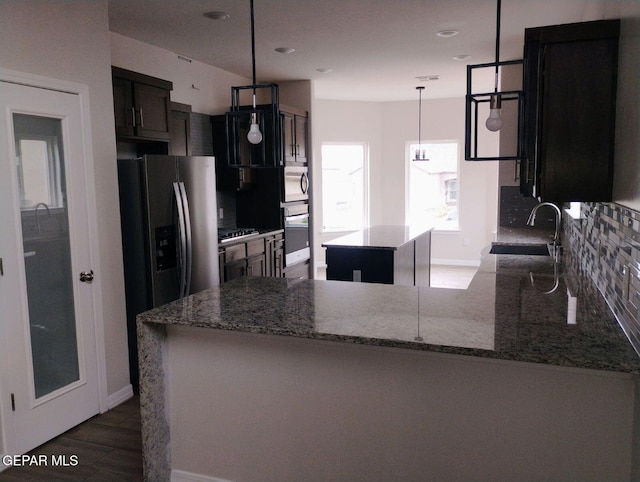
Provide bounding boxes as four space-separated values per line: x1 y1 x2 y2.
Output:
489 243 550 256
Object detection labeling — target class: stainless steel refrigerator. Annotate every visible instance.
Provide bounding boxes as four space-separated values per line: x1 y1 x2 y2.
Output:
117 155 219 390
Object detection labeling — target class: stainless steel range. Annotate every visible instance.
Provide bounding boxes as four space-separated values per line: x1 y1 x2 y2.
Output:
218 228 259 243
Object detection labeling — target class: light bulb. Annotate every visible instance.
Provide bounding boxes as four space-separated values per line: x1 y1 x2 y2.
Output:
485 94 503 132
485 108 503 131
247 122 262 144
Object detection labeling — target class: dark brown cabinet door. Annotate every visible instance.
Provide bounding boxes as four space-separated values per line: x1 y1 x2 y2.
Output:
225 259 247 282
112 67 173 142
538 37 617 201
169 109 191 156
282 112 296 164
281 109 307 164
265 234 284 278
112 76 135 138
246 254 266 277
521 20 619 202
294 115 307 164
133 83 171 140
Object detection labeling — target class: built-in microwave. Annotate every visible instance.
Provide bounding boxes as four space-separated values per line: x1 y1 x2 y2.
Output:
283 166 309 203
283 203 310 266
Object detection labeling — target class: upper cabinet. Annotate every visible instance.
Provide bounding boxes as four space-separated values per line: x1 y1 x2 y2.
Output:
169 102 192 156
112 67 173 142
281 105 308 165
520 20 620 202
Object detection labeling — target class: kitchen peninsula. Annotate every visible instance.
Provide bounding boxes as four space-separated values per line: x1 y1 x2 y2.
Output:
322 224 432 286
137 233 640 482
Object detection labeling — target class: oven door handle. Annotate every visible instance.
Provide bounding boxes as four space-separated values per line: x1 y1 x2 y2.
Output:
285 213 309 223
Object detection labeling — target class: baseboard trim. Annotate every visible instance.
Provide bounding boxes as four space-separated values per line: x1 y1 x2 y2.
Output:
106 384 134 410
431 258 480 267
171 469 235 482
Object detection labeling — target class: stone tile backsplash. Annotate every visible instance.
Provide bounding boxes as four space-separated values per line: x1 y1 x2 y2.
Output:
563 202 640 355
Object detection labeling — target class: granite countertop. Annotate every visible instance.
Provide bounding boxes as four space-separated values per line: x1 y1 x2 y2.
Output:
138 227 640 374
321 225 433 250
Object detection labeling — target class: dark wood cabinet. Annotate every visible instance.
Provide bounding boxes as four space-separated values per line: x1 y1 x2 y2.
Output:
169 102 191 156
218 231 285 283
520 20 619 202
282 106 308 165
211 115 241 191
266 233 284 278
112 67 173 142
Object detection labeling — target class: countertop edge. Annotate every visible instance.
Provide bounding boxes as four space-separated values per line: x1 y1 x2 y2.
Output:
137 314 640 375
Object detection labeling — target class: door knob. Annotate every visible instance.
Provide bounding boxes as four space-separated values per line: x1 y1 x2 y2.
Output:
79 270 94 283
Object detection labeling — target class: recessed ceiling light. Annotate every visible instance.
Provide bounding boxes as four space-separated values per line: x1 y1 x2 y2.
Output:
275 47 296 54
453 54 472 61
436 29 459 38
316 68 333 74
203 11 230 20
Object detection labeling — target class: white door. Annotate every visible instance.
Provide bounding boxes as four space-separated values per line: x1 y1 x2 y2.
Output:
0 79 100 454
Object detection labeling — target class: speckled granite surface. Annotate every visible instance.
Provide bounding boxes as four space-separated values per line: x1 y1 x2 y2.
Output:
136 228 640 480
321 224 432 250
138 236 640 374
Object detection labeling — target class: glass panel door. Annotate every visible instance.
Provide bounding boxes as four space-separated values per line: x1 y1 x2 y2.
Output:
14 113 80 399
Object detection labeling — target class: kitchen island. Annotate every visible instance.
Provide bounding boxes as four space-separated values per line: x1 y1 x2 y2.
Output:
137 230 640 481
322 224 432 286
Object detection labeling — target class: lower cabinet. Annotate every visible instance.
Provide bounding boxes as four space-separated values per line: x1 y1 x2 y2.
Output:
218 231 284 283
266 233 284 278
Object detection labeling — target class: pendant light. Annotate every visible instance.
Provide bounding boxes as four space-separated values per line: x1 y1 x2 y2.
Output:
246 0 262 145
486 0 504 132
225 0 281 168
414 86 429 161
464 0 524 161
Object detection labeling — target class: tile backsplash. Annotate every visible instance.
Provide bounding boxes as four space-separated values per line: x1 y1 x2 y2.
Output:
563 202 640 355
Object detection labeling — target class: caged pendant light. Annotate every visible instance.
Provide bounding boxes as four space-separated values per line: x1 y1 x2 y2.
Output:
414 86 429 161
464 0 524 161
225 0 281 168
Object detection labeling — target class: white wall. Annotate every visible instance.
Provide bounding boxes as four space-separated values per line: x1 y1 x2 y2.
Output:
110 32 250 115
312 97 498 274
167 326 636 482
0 0 130 403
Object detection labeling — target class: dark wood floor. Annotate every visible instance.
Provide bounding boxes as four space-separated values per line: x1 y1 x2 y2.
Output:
0 396 142 481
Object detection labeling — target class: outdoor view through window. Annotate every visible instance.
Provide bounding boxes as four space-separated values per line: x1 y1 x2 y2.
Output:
321 143 366 232
407 141 458 230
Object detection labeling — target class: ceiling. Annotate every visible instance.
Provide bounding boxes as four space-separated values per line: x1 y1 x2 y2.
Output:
107 0 617 102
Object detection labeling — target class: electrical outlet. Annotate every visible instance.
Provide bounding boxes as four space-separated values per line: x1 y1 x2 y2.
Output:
353 270 362 282
218 208 224 219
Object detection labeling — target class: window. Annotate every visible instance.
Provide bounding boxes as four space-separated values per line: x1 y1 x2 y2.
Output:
321 143 367 232
407 141 459 230
14 113 65 210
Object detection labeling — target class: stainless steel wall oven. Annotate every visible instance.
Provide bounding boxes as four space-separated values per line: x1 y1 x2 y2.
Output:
283 203 310 266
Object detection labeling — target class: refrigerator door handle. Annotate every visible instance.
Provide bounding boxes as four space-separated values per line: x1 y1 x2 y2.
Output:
173 182 188 298
178 181 193 297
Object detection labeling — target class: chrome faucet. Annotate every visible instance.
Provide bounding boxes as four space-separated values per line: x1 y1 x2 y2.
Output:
527 202 562 247
34 202 50 234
